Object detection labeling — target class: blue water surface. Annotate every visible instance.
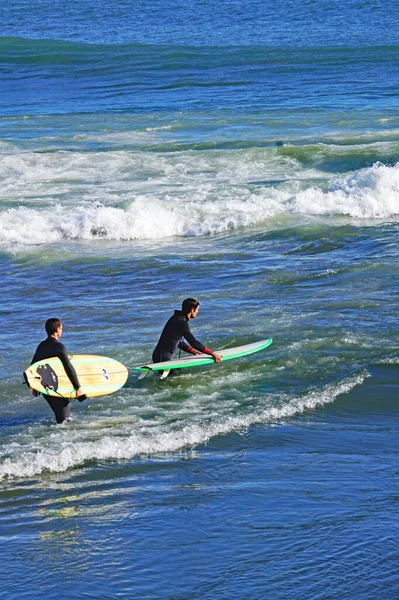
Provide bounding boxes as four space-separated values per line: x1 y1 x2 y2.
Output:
1 0 399 598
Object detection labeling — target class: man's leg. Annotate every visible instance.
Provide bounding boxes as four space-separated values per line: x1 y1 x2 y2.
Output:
44 395 70 423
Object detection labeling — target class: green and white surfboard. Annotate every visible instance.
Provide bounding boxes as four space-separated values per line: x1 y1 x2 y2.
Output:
133 338 273 379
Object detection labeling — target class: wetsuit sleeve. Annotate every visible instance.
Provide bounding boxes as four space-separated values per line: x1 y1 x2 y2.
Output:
57 344 81 390
182 322 206 353
178 340 191 353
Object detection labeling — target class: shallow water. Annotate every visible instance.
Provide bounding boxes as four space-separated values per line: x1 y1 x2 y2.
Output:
1 0 399 597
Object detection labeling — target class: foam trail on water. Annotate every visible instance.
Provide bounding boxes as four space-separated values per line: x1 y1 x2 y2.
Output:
0 372 367 480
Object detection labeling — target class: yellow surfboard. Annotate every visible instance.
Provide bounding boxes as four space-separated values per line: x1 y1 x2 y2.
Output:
24 354 128 398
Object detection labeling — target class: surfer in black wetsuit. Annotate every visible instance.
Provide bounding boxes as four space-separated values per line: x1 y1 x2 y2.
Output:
31 318 84 424
152 298 222 364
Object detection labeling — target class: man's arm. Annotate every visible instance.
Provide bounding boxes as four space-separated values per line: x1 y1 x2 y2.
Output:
178 340 192 353
57 345 83 397
182 323 222 363
182 322 205 353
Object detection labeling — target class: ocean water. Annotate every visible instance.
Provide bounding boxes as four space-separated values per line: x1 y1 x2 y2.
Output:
1 1 399 598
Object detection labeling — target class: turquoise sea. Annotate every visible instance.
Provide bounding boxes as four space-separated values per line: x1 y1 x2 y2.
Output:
1 1 399 598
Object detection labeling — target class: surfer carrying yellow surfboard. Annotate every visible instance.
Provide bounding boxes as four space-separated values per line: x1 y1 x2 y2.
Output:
152 298 222 365
30 318 84 423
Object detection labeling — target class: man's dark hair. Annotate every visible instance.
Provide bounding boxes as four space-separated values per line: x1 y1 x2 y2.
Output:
45 318 62 336
182 298 200 315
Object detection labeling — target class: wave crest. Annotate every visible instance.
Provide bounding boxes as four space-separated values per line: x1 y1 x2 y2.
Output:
1 161 398 248
290 161 399 219
0 372 367 480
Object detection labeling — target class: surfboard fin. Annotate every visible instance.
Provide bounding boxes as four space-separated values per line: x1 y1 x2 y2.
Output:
159 370 170 380
138 369 152 380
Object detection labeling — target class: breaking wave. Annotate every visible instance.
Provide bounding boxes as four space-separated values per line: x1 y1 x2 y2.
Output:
0 372 367 480
0 158 399 249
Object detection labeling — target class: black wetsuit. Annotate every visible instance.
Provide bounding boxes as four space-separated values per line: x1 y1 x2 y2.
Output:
152 310 206 363
31 337 81 424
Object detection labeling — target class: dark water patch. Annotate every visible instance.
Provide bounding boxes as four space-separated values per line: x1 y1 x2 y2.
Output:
283 238 344 255
328 363 399 417
278 141 399 173
0 416 35 429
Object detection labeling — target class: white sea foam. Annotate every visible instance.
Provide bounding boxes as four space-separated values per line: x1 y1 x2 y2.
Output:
378 357 399 364
290 162 399 219
0 153 398 249
0 372 367 480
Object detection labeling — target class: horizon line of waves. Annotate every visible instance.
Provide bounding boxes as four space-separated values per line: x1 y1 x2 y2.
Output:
2 35 399 63
2 38 399 94
1 161 399 249
3 137 399 156
0 372 368 480
2 130 399 160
